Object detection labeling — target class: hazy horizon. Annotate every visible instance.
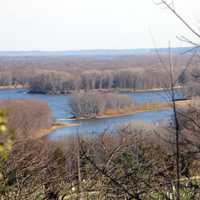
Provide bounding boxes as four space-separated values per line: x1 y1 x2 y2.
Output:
0 0 199 51
0 46 192 52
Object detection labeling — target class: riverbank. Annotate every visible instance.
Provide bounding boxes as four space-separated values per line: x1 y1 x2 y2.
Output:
5 84 183 94
69 86 184 95
33 122 79 139
0 84 27 90
74 100 191 120
109 85 183 93
102 100 191 118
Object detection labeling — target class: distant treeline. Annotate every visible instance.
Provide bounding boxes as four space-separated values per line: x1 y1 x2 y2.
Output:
23 67 198 95
29 68 173 94
0 54 198 94
0 68 184 94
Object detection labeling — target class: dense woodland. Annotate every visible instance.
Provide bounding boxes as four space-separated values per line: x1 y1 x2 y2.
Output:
0 54 199 95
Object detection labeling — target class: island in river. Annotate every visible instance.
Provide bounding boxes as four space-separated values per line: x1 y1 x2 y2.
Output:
0 88 185 139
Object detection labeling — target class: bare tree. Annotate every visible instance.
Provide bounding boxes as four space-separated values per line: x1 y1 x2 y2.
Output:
0 100 52 139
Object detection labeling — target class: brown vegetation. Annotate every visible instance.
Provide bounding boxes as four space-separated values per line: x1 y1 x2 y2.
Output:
1 117 200 199
104 100 191 117
70 92 134 119
70 91 191 119
0 54 196 94
0 100 53 139
70 92 106 118
1 0 200 198
33 122 79 139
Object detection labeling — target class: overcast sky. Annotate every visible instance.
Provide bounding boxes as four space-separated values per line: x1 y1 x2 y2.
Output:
0 0 199 51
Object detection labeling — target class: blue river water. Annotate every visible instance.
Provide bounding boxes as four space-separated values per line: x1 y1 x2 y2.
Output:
0 88 182 139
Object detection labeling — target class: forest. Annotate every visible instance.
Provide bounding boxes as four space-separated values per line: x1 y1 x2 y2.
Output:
0 53 199 96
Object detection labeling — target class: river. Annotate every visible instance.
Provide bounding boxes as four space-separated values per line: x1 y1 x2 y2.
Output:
0 88 183 139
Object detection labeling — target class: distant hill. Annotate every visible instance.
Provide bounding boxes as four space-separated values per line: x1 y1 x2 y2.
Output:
0 47 196 57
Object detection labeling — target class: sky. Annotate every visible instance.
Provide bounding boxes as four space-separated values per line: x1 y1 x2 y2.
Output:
0 0 199 51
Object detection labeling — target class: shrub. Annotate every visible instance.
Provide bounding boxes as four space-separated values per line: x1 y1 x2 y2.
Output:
184 80 200 98
0 111 12 161
0 100 52 139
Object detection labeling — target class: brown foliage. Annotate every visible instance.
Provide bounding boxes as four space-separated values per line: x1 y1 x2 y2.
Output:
1 120 200 199
0 54 194 94
70 92 134 118
0 100 52 139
